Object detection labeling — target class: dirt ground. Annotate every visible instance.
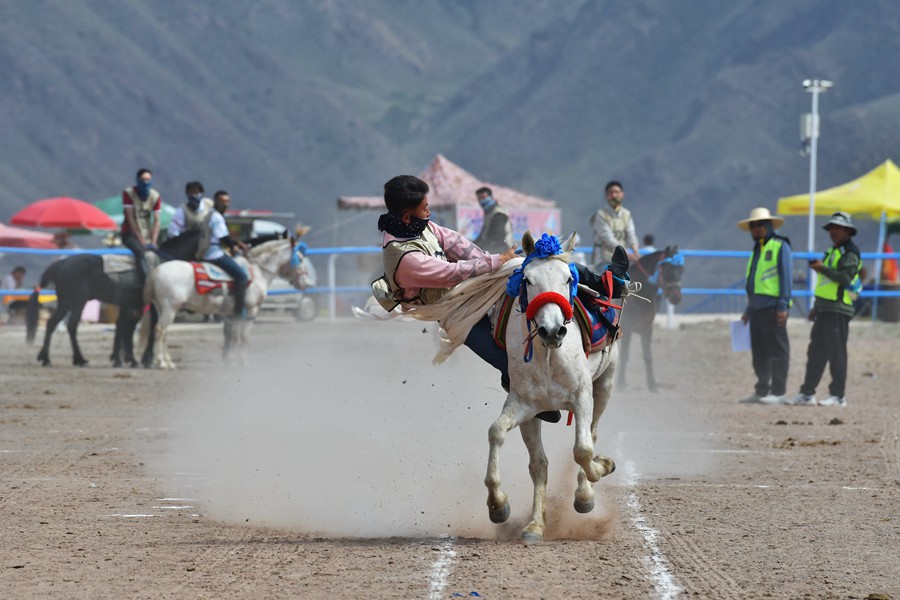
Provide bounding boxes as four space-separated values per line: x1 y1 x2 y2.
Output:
1 313 898 599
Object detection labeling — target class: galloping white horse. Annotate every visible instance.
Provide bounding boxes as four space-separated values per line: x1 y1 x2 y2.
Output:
406 231 623 542
140 238 312 369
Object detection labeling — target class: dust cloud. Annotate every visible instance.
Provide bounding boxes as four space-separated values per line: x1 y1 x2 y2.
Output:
151 319 717 540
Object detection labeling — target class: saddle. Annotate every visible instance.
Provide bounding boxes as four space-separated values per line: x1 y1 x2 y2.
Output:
191 261 252 295
491 294 619 357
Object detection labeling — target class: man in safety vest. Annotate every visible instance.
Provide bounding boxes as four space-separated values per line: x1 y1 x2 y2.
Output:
787 211 862 408
736 207 793 405
121 168 161 281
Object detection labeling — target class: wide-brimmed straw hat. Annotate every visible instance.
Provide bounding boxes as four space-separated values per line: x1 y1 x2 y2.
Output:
822 211 857 236
736 207 784 231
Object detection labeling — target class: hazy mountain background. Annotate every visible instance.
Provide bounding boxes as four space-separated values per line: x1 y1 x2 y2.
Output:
2 0 900 291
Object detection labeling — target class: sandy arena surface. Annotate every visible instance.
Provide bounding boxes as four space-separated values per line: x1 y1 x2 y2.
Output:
1 313 898 599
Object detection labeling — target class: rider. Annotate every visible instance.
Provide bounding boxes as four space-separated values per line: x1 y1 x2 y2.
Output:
203 193 249 319
168 181 215 256
374 175 630 423
121 168 161 281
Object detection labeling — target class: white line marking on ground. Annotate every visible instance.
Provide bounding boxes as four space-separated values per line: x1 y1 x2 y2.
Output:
105 514 155 518
427 536 456 600
616 432 682 600
152 506 194 510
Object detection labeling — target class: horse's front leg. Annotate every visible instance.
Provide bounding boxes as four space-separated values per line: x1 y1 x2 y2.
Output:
38 305 67 366
617 330 631 389
238 315 254 366
572 389 614 484
519 417 548 542
485 395 528 525
641 331 658 392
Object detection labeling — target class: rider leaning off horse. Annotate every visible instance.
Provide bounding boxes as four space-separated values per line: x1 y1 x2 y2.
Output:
373 175 631 422
169 185 250 318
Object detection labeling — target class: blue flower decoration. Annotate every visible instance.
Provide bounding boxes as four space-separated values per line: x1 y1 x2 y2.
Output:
506 234 578 301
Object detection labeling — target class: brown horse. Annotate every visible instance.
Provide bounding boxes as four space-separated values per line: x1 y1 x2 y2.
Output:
618 246 684 391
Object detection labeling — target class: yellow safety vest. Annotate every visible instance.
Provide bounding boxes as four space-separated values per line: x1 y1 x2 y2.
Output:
746 237 785 298
815 246 862 305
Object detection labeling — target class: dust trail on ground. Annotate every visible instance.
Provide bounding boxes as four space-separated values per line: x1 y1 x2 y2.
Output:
150 320 716 538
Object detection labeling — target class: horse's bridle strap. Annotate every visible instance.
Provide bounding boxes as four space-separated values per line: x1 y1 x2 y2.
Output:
525 291 573 322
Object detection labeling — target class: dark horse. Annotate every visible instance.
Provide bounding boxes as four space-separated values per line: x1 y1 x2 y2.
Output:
26 231 200 367
618 246 685 392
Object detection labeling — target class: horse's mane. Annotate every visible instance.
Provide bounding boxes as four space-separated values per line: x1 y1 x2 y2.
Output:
245 238 288 260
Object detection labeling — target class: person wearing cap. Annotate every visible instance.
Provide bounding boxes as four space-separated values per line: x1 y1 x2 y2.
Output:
736 208 793 404
786 211 862 408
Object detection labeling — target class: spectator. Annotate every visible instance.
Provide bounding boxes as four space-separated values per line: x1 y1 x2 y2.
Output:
786 211 862 408
735 208 793 405
2 266 28 323
473 186 514 254
590 180 640 267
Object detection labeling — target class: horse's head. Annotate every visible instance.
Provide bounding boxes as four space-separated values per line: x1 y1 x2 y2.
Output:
283 236 314 290
509 231 578 350
657 245 684 305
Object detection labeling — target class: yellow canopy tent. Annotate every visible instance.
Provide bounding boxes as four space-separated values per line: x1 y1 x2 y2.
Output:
777 159 900 318
777 159 900 219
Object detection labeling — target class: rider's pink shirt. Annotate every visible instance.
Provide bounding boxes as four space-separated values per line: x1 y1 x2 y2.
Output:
384 222 501 300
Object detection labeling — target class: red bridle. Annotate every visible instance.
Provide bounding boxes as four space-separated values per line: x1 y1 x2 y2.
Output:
524 291 574 322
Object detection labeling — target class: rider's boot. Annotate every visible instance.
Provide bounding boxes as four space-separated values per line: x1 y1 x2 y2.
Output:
536 410 562 423
607 245 630 298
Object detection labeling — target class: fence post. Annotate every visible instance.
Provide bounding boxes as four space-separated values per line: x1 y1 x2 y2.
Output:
327 253 337 321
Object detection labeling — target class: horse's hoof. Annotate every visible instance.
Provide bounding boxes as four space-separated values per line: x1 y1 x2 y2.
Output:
489 502 511 524
574 498 595 514
521 531 543 543
41 360 52 367
594 457 616 477
112 361 123 368
129 361 139 368
648 384 659 393
74 360 88 367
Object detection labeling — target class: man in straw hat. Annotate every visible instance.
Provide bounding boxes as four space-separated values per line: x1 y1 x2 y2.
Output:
786 211 862 408
737 207 793 405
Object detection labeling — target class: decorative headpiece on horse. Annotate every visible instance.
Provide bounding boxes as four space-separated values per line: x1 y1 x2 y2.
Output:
646 251 684 285
290 241 308 269
506 233 579 315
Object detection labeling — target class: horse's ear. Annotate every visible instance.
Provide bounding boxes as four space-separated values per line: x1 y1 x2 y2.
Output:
522 231 535 255
563 231 577 254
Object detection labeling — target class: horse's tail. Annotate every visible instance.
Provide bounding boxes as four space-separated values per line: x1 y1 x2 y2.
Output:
25 261 61 344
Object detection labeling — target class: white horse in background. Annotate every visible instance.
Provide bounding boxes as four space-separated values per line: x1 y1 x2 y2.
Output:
139 238 312 369
406 231 624 542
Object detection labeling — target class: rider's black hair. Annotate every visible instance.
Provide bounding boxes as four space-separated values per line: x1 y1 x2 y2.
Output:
383 175 429 214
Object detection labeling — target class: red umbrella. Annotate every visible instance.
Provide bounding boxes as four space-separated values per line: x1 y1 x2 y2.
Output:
0 222 57 249
11 196 117 230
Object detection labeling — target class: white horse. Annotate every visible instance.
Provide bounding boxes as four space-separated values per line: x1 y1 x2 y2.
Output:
139 238 312 369
405 231 623 542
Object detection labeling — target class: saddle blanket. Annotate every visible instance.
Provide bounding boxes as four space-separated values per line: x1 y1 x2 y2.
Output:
102 254 135 275
492 295 619 356
192 261 252 295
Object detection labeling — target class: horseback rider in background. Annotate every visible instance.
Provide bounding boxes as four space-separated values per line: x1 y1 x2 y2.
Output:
121 168 161 282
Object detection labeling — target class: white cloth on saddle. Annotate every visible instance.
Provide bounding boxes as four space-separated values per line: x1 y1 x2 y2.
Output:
102 254 136 274
404 257 523 364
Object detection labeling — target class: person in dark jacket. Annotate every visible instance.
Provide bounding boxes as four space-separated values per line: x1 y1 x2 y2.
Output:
786 211 862 408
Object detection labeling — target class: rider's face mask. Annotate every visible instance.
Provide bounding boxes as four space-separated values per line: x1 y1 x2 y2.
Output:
187 193 202 209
